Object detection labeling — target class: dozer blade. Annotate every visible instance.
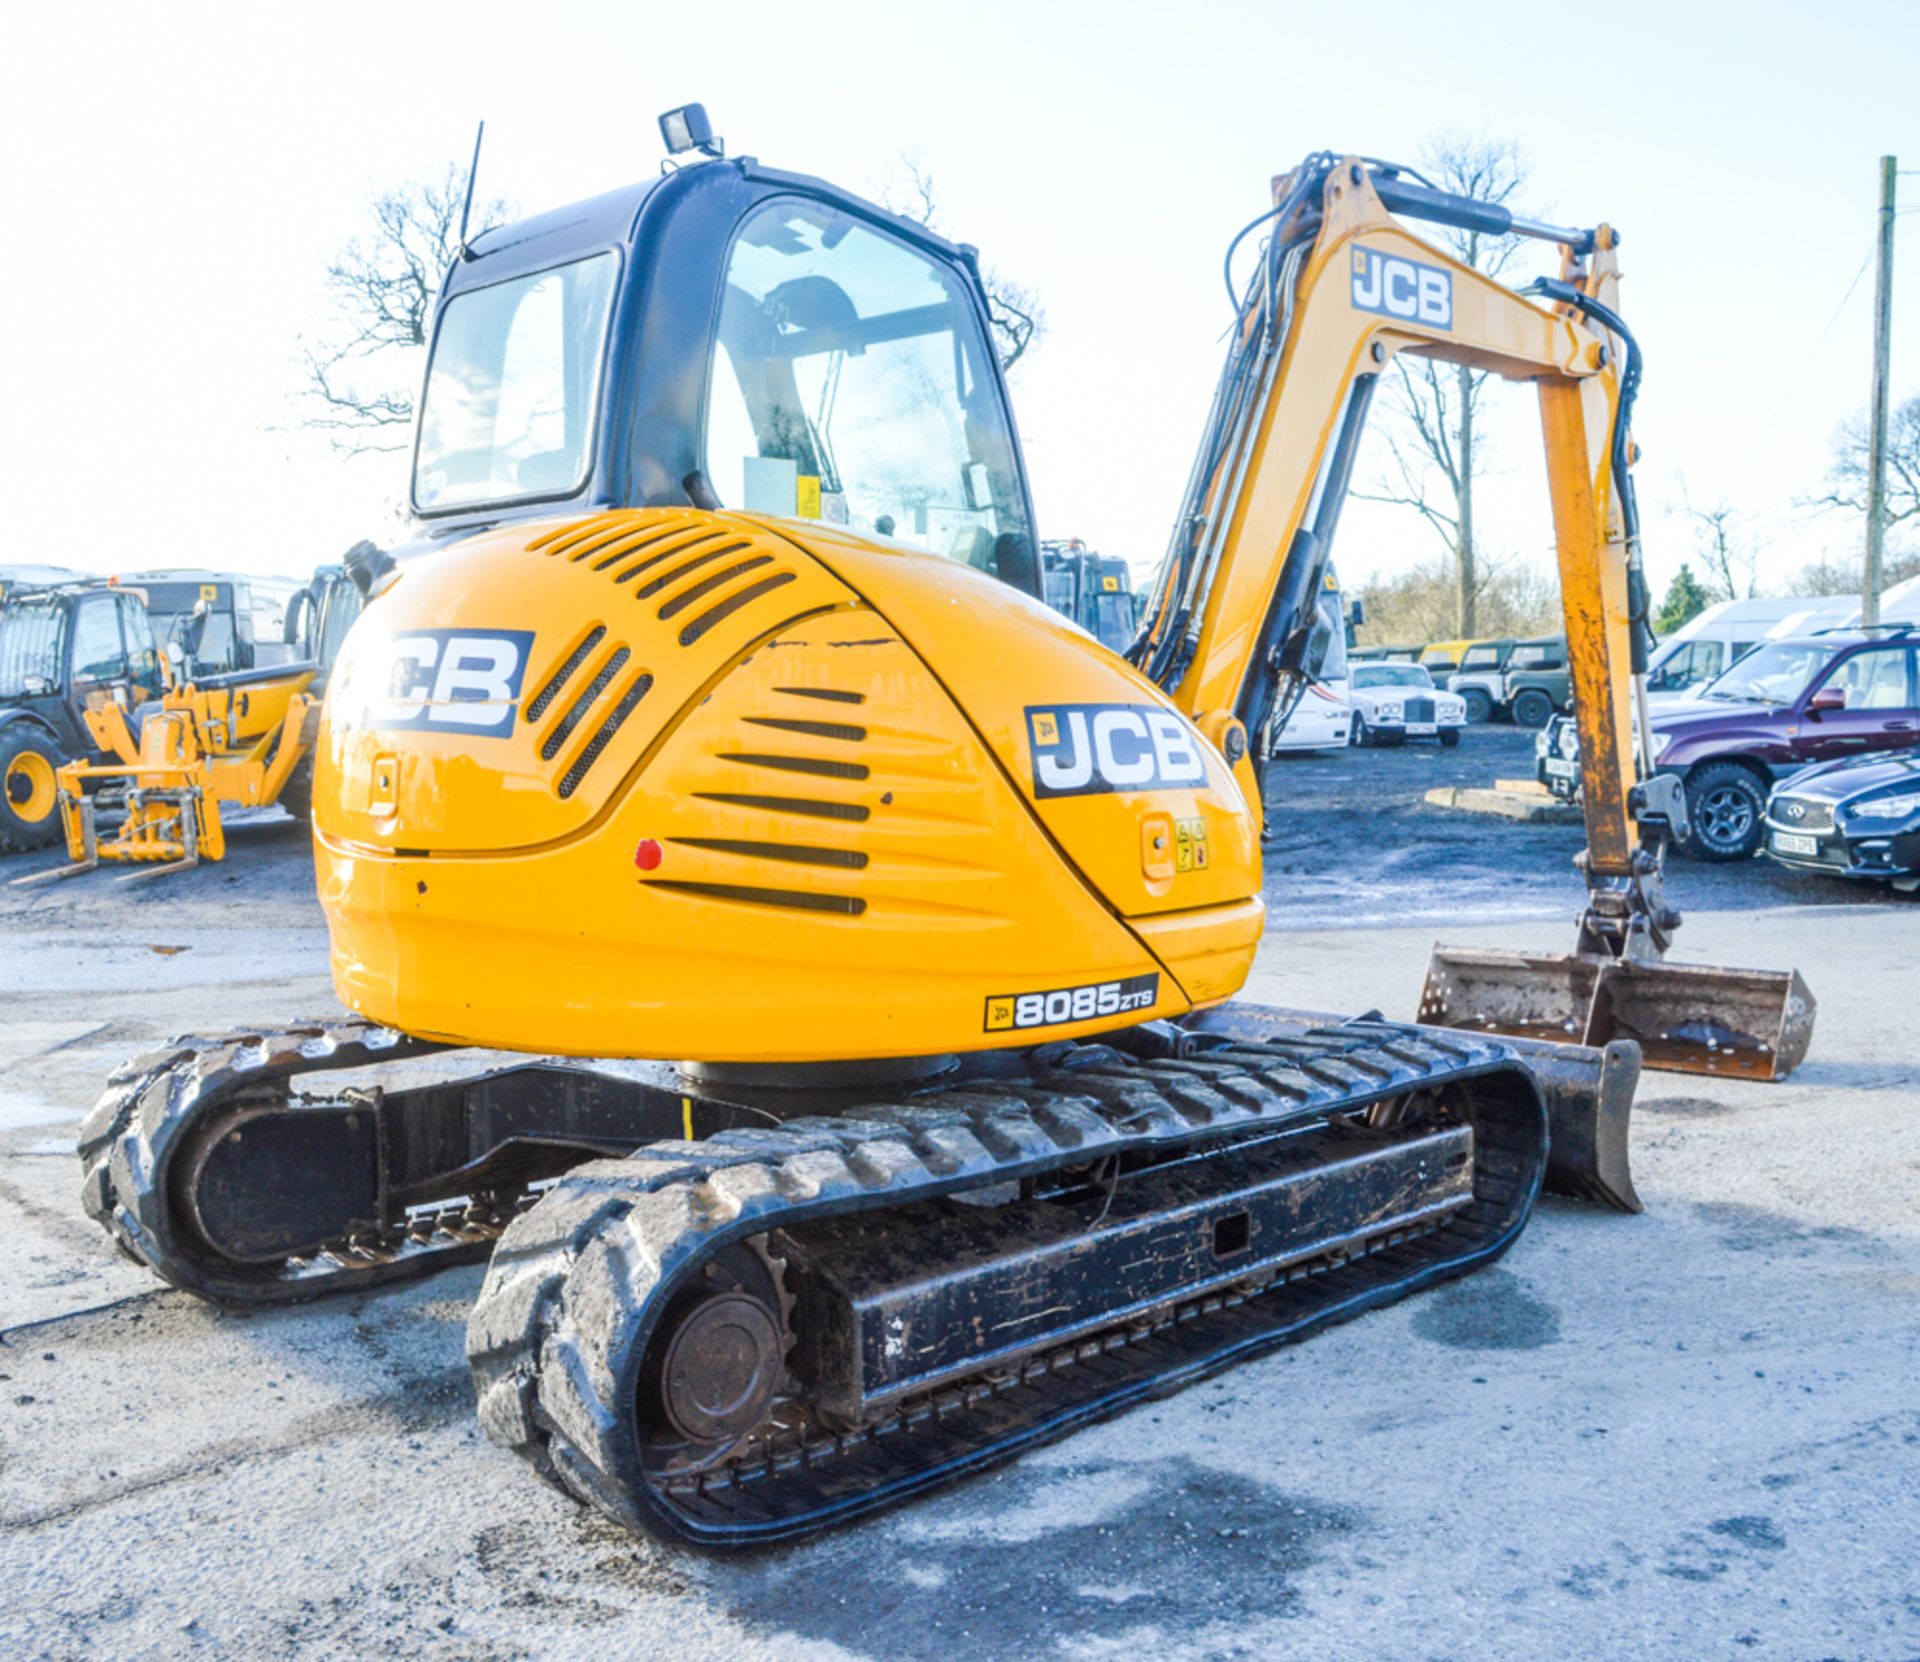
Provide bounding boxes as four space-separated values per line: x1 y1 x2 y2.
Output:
1419 946 1815 1083
1186 1002 1643 1213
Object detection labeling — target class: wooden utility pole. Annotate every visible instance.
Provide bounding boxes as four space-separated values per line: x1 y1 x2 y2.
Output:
1863 154 1897 626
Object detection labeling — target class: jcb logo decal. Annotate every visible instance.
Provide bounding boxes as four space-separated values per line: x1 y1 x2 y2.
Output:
351 629 534 737
985 974 1159 1033
1027 703 1208 799
1350 247 1452 330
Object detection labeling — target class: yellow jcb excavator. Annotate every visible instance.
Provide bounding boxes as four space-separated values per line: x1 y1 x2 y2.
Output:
77 113 1811 1547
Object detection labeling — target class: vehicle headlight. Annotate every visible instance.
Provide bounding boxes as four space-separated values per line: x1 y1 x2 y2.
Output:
1850 791 1920 820
1534 730 1550 757
1557 724 1580 760
1376 703 1402 720
1649 731 1674 760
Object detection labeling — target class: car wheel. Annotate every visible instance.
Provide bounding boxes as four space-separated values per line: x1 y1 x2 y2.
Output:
1511 690 1556 729
1350 714 1371 748
0 727 67 853
1684 762 1768 861
1439 727 1462 748
1461 689 1493 723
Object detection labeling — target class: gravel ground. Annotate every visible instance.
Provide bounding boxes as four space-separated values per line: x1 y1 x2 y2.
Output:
0 762 1915 1662
1261 725 1872 930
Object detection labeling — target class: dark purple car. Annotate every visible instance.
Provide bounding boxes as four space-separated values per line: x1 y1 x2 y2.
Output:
1538 625 1920 860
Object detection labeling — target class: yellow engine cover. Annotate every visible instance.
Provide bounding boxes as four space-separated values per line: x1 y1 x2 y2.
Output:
314 510 1264 1061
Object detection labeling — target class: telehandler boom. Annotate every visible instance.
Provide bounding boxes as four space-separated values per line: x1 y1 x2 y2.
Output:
77 118 1805 1546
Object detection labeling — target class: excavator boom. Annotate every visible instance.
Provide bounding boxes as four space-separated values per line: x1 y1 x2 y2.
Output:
1131 155 1814 1087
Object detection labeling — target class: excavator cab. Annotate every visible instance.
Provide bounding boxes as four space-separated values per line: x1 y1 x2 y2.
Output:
409 150 1042 598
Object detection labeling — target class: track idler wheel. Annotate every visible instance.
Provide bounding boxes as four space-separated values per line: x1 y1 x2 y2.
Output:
656 1293 784 1445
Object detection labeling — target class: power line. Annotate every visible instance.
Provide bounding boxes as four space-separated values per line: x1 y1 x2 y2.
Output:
1730 239 1878 493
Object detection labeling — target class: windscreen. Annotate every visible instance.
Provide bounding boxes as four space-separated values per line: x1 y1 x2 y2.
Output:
1353 663 1431 689
0 599 67 697
703 199 1031 581
414 252 620 511
1702 642 1833 705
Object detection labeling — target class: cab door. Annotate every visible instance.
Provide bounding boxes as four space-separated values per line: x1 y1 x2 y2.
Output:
1798 644 1918 762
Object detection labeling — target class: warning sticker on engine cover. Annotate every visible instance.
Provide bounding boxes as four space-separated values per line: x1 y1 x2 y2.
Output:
984 974 1160 1033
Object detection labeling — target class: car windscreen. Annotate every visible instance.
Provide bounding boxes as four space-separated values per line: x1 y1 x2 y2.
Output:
1701 641 1834 705
1352 664 1432 689
0 599 67 697
414 252 620 511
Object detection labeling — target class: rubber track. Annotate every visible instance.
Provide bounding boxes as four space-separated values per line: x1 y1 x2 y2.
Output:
76 1018 476 1304
465 1019 1547 1547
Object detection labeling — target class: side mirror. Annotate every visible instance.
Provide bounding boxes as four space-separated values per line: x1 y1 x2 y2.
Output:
1807 686 1846 716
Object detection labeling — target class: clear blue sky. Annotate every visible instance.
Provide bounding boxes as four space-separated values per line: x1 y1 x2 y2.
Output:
4 0 1914 603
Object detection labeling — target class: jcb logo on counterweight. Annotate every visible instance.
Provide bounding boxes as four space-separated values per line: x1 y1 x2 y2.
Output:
1027 703 1207 799
1350 247 1453 330
351 628 534 738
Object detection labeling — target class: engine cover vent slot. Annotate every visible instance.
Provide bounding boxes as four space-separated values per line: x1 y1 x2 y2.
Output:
775 686 865 705
679 573 797 647
557 671 654 799
668 837 868 870
744 717 867 743
636 543 751 600
658 557 774 620
541 647 631 761
720 753 870 781
525 626 607 724
693 792 870 822
640 879 866 916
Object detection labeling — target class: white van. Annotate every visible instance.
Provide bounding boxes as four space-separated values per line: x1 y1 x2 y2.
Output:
1270 570 1354 752
1645 594 1860 706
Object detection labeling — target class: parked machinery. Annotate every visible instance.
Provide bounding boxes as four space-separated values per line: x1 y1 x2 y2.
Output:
0 580 164 853
79 120 1810 1547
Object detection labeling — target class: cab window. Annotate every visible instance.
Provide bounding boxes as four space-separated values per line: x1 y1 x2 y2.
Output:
1817 646 1913 710
415 252 620 511
704 198 1033 589
69 595 126 681
119 597 163 697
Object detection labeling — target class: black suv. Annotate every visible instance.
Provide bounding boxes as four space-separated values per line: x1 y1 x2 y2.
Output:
1538 625 1920 860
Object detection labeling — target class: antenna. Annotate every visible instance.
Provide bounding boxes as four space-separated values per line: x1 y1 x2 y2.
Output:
457 120 486 262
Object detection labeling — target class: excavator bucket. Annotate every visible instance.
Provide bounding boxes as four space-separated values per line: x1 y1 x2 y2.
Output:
1186 1002 1644 1213
1419 946 1816 1083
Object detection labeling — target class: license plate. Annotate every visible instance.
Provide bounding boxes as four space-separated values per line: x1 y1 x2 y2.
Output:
1407 722 1435 735
1771 831 1818 857
1544 757 1576 779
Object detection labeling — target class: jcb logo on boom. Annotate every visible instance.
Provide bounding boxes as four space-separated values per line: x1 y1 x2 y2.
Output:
348 628 535 738
984 974 1159 1033
1027 703 1208 799
1349 247 1453 330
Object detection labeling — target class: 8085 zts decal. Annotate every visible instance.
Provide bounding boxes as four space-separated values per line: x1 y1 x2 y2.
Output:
1027 704 1207 799
984 974 1160 1033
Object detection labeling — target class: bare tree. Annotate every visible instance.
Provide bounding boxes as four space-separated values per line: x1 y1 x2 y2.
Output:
1675 481 1764 600
1808 391 1920 541
1787 546 1920 597
879 155 1045 373
1352 134 1529 636
298 162 512 453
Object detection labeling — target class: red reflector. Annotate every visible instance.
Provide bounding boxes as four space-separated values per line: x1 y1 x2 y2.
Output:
634 838 663 871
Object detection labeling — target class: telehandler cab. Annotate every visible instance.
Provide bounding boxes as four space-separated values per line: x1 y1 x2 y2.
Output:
79 112 1810 1546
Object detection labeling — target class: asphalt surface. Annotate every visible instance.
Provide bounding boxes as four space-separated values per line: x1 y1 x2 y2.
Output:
1261 725 1874 930
1 755 1915 1661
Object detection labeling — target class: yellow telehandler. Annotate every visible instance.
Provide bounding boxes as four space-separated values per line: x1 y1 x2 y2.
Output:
19 561 365 879
77 113 1810 1546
